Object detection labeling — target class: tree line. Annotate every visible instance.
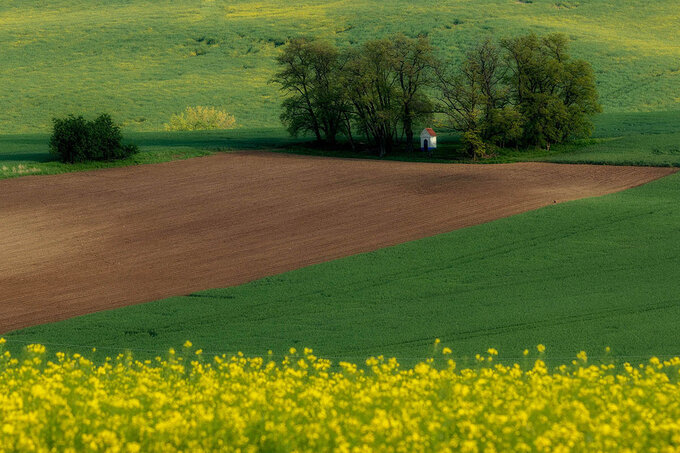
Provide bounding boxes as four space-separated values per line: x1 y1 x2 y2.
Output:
272 33 601 158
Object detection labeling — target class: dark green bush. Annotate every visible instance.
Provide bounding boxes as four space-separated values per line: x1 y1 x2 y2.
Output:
49 114 138 163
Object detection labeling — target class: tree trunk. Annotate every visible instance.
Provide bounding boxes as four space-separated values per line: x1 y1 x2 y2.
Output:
403 105 414 153
405 126 414 153
327 134 337 146
313 127 322 143
378 133 387 157
344 116 356 152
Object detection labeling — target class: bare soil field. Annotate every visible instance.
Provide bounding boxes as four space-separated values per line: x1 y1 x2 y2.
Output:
0 152 675 333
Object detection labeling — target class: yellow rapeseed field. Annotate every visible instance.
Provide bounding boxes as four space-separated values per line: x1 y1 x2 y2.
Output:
1 339 680 452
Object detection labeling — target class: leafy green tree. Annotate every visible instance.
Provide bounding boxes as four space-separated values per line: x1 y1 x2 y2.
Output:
342 39 401 156
501 33 601 147
390 35 436 152
273 32 599 156
435 52 484 156
469 39 508 141
560 59 601 139
462 128 490 161
485 106 524 148
49 114 138 163
273 38 345 143
438 33 600 153
436 39 509 152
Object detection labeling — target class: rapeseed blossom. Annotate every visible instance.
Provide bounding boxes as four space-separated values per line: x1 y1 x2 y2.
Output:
1 340 680 452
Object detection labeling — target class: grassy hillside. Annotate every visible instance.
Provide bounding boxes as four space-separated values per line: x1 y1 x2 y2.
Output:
0 0 678 134
8 171 680 364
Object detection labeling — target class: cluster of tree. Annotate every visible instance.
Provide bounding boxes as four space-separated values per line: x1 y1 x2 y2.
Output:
49 114 138 163
273 33 601 158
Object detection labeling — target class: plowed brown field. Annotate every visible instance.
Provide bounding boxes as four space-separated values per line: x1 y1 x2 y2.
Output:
0 152 675 333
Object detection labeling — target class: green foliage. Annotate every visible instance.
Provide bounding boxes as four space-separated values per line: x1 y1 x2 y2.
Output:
275 35 436 155
164 106 237 131
390 35 436 152
342 38 402 156
462 129 490 160
49 114 138 163
9 172 680 363
273 38 344 142
486 106 524 148
501 33 602 146
438 33 601 151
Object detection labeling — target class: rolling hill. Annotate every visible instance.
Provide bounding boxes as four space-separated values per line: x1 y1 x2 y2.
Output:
0 0 678 133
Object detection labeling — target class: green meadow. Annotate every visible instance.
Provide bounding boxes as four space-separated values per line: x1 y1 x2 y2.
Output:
8 171 680 363
0 0 678 134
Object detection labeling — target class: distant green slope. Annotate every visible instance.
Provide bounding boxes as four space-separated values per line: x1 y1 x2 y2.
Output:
0 0 678 133
9 171 680 364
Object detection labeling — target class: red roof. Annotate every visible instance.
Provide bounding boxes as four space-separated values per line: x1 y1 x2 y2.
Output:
424 128 436 137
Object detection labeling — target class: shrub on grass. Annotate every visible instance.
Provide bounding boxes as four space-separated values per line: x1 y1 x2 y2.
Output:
462 129 491 161
164 106 237 131
49 114 138 163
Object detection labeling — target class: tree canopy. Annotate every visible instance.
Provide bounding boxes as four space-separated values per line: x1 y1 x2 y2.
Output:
274 33 601 157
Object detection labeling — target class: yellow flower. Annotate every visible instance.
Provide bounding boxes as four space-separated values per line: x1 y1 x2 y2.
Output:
2 343 680 451
577 351 587 362
31 384 48 398
537 344 546 353
289 347 297 355
0 338 6 345
27 344 46 354
195 349 203 355
523 349 529 356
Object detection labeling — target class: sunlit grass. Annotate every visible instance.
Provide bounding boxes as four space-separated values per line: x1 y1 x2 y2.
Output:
0 0 677 134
